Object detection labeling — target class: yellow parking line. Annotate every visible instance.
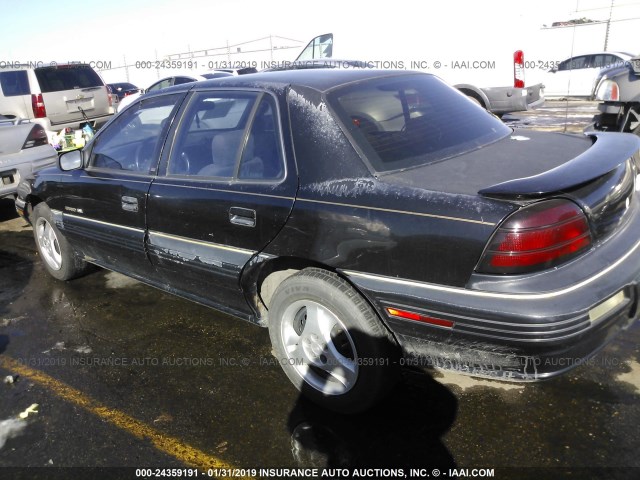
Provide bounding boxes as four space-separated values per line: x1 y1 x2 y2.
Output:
1 356 253 478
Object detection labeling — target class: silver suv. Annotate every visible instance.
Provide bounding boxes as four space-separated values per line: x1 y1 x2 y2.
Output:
0 63 114 139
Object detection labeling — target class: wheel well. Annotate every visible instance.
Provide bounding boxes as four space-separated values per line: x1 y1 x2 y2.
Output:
253 258 399 339
24 194 43 223
256 257 328 312
456 87 487 109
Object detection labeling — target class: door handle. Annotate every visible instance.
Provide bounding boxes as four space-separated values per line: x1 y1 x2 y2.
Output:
229 207 256 227
121 196 138 212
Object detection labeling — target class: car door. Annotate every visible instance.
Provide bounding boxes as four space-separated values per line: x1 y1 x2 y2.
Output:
146 89 296 317
570 55 604 96
546 55 590 97
55 92 186 276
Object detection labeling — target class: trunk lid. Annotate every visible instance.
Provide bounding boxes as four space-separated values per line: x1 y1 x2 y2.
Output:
386 130 640 242
384 130 593 196
479 132 639 197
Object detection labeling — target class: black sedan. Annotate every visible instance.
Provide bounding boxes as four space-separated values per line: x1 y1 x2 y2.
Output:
15 69 640 413
107 82 140 101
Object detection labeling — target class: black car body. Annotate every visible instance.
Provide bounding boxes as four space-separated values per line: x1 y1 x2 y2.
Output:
15 69 640 413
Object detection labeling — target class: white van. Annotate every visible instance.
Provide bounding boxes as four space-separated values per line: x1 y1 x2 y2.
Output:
0 63 114 139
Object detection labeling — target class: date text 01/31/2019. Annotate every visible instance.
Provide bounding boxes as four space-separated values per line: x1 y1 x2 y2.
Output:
133 468 496 477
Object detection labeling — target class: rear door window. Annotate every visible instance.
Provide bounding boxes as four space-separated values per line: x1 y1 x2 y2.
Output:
558 56 589 71
168 91 284 181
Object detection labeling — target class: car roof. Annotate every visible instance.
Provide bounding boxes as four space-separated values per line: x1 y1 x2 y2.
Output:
153 69 426 96
562 51 634 59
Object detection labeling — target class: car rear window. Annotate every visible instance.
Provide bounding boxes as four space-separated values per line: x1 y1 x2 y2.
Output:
34 65 103 93
0 70 30 96
327 74 511 173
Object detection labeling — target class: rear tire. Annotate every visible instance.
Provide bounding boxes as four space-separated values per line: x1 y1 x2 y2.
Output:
268 268 400 413
32 203 91 281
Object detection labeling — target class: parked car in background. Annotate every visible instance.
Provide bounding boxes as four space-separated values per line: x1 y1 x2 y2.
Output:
0 119 57 198
201 71 237 79
117 70 252 111
107 82 140 101
0 63 114 141
593 55 640 136
543 51 635 98
16 69 640 413
211 67 258 76
296 32 545 115
116 74 211 111
106 85 119 115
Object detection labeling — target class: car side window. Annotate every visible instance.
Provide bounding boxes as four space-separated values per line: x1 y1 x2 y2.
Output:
0 71 30 96
168 91 258 178
238 96 285 180
168 92 285 181
604 54 623 68
147 78 173 93
89 94 182 173
173 76 196 86
591 54 617 69
558 55 589 71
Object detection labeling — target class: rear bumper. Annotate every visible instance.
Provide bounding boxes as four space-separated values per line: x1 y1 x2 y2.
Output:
340 201 640 381
36 114 112 137
0 168 21 199
15 195 27 219
480 83 544 114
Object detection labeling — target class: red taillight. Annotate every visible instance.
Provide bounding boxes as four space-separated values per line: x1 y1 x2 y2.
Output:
477 199 592 275
22 124 49 149
386 307 455 328
514 50 525 89
31 93 46 118
107 86 113 107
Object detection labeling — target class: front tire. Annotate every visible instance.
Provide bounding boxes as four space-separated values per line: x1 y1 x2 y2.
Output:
268 268 400 413
32 203 90 281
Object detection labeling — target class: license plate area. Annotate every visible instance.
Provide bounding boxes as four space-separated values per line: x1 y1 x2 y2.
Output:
66 97 95 113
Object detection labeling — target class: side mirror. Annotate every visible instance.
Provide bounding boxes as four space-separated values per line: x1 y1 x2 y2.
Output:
59 149 83 171
549 67 557 73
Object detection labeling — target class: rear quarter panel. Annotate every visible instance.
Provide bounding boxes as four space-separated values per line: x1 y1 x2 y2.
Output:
264 85 513 287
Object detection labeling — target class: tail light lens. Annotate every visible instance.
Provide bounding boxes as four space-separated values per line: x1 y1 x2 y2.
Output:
22 124 49 149
514 50 525 89
107 86 113 107
476 199 592 275
31 93 46 118
596 80 619 101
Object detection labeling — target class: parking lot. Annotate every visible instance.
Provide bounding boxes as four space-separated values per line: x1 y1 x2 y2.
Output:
1 101 639 480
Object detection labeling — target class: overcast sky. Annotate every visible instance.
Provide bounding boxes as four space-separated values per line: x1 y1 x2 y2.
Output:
1 0 637 86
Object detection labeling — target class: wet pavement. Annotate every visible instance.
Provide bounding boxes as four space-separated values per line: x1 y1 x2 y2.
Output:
1 102 640 480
